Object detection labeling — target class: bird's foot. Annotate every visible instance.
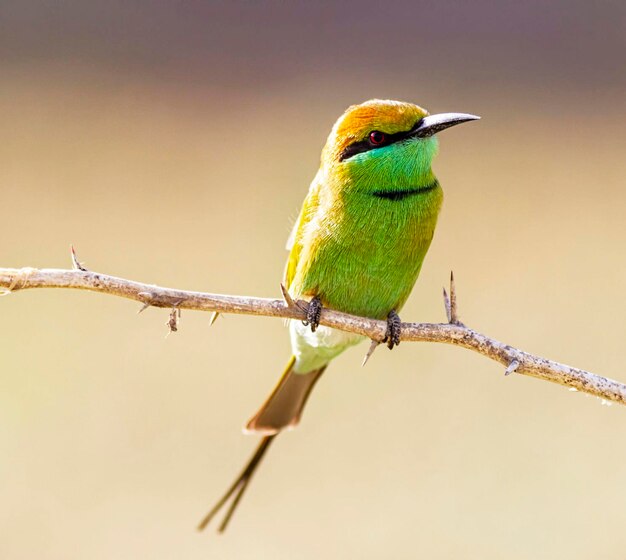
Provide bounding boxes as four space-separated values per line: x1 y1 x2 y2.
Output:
383 309 401 349
302 296 322 332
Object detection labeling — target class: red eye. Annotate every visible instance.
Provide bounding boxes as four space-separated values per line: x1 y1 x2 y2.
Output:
369 131 386 145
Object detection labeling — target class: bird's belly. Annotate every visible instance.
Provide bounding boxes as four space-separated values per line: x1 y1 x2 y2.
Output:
290 320 364 373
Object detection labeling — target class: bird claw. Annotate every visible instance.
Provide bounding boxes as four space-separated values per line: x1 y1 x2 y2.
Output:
302 296 322 332
383 310 401 349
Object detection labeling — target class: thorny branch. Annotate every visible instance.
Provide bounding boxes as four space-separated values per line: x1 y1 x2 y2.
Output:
1 252 624 406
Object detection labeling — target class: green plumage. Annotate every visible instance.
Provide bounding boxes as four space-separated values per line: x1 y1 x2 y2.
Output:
292 135 443 320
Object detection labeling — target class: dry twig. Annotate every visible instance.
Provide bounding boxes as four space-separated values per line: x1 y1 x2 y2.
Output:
0 258 624 406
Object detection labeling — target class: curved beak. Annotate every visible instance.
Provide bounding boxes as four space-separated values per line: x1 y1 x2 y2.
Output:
411 112 480 138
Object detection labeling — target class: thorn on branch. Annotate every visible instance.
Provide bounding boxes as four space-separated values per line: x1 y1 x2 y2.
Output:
443 271 462 326
362 339 380 367
280 283 296 309
505 360 520 376
70 245 88 271
280 283 309 321
209 311 220 326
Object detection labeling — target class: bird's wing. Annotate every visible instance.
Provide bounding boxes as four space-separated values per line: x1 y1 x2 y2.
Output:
283 173 322 291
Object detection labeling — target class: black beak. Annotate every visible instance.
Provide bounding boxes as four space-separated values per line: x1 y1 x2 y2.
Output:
411 112 480 138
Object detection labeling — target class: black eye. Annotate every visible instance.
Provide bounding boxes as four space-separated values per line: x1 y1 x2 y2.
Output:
368 131 386 146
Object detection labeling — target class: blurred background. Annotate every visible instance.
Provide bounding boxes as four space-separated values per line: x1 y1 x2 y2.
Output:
1 1 625 558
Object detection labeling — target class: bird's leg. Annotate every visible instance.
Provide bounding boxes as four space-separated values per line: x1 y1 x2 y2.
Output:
302 295 322 332
197 435 276 533
383 309 401 349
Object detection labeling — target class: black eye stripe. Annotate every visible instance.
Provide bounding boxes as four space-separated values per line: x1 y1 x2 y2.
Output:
339 119 423 162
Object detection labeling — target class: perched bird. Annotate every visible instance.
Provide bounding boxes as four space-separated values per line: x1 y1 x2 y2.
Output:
198 99 479 532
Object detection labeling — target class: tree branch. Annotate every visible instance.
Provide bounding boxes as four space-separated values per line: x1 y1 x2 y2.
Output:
1 263 624 406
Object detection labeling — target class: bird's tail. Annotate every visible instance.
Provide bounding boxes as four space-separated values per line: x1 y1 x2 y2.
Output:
246 355 326 435
198 356 326 532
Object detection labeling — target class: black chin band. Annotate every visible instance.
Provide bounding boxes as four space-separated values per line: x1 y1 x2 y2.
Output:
371 180 439 201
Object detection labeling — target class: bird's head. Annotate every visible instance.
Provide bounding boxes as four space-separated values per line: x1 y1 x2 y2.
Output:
321 99 479 193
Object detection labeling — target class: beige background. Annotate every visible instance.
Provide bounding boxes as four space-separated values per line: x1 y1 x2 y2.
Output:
1 2 625 558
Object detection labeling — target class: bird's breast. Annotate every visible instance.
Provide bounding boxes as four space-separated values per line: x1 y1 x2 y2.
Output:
292 183 443 319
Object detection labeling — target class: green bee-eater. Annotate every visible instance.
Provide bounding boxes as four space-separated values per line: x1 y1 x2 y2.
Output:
199 99 479 531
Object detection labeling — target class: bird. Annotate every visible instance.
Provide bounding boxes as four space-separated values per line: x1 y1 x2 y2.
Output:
198 99 479 532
